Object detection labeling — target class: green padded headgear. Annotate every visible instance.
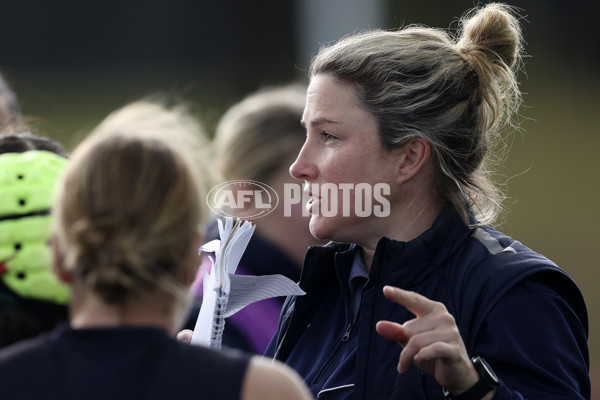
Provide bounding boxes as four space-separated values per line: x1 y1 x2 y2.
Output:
0 150 70 304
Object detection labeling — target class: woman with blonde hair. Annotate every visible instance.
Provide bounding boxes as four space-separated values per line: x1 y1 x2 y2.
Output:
0 101 312 400
212 83 317 269
266 3 589 399
185 84 322 354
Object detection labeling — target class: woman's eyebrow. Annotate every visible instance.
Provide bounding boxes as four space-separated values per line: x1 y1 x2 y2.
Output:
301 117 340 128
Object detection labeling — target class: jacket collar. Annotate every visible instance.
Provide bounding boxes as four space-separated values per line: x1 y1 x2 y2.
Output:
301 204 473 291
369 203 473 288
299 241 351 292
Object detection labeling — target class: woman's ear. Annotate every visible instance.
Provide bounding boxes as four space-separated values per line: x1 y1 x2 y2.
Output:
50 234 73 284
396 138 432 184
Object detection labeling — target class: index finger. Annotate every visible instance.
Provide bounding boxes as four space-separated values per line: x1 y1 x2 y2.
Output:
382 285 437 317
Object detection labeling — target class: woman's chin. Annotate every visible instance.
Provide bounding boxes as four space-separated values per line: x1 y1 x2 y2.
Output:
309 218 330 241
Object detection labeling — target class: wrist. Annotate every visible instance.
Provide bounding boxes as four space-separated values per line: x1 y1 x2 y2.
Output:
443 356 499 400
446 366 480 395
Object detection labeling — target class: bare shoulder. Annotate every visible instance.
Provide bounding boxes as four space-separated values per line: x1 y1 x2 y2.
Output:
241 355 313 400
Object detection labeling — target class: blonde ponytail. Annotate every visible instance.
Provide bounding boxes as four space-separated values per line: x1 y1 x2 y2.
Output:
54 101 208 304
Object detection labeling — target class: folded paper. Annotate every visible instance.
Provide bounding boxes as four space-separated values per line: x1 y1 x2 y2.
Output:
191 217 305 349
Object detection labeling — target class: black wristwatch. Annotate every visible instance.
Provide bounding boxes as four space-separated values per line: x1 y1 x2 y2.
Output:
443 356 499 400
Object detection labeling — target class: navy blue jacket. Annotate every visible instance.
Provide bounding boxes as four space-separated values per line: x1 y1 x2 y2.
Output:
265 205 590 399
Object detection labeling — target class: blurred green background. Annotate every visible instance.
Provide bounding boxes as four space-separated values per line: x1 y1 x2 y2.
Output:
1 0 598 394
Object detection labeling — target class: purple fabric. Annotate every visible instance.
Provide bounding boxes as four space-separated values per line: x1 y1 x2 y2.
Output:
227 293 284 353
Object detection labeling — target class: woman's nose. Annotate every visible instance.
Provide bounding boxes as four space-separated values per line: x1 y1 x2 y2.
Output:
289 142 316 181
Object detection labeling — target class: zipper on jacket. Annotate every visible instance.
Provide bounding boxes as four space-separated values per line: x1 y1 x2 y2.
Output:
341 322 353 342
312 330 350 388
312 298 358 387
341 277 365 342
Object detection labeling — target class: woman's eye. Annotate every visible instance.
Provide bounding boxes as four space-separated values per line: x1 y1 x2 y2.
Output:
322 132 335 142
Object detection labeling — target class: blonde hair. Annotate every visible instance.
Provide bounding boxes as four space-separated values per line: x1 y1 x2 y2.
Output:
53 101 209 303
213 84 306 183
0 71 21 131
310 3 523 225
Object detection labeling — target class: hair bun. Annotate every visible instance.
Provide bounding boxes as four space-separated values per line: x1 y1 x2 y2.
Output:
456 3 522 69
